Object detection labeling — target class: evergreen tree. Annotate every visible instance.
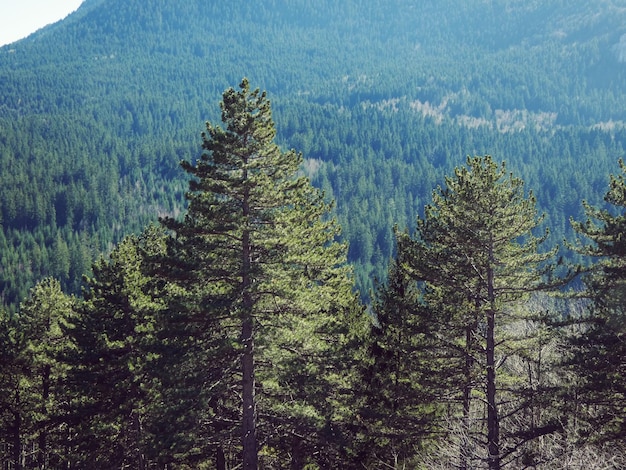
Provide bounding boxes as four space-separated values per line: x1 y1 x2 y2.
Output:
569 159 626 443
354 257 447 468
160 79 359 469
0 279 74 470
65 226 168 468
397 156 561 469
0 310 25 469
18 278 75 469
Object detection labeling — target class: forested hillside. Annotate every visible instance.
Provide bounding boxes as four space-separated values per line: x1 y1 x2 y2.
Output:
1 0 626 300
5 3 626 466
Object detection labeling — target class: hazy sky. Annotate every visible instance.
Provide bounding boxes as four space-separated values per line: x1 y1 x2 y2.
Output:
0 0 83 47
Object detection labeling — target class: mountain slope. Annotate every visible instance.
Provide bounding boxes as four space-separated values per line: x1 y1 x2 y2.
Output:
5 0 626 121
0 0 625 304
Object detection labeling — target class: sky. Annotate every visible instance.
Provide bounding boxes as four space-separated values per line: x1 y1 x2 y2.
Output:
0 0 83 47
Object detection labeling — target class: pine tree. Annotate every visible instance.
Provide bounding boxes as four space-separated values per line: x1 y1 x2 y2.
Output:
354 257 447 468
397 156 561 469
160 79 358 469
569 159 626 443
0 310 25 470
18 278 75 469
0 279 74 470
65 226 168 468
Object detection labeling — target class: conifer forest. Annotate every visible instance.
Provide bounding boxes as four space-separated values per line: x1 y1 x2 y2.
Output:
3 1 626 468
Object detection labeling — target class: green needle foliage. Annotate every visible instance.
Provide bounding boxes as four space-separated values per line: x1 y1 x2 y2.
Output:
0 278 74 469
64 226 169 468
569 159 626 445
354 258 448 468
160 78 360 469
396 156 562 469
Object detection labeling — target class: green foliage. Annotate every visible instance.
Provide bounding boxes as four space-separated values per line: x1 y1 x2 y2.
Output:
352 258 447 468
396 156 564 468
568 159 626 444
64 226 170 468
0 278 74 469
160 79 361 468
0 0 625 306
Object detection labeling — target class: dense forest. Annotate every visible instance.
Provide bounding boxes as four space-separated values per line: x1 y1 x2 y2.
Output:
2 0 626 468
1 0 626 302
3 79 626 469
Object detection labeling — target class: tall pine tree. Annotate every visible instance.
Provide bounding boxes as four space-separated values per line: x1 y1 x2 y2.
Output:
397 156 562 469
160 79 359 469
0 279 74 470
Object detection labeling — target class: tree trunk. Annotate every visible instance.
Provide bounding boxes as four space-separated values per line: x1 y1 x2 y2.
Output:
486 258 500 470
460 325 473 470
486 307 500 469
38 364 51 470
290 434 303 470
13 386 22 470
133 411 146 470
242 313 257 469
216 446 226 470
241 197 257 470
